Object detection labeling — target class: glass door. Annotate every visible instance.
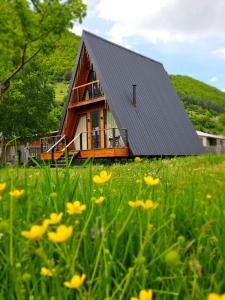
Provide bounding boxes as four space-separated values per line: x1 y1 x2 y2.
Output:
91 111 100 149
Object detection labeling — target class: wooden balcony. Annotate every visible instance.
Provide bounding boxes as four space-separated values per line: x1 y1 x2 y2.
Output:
69 80 105 109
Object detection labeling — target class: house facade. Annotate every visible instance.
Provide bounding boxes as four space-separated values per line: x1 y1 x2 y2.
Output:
197 131 225 154
37 30 203 162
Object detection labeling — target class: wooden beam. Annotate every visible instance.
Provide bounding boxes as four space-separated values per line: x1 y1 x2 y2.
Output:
68 96 105 109
87 111 91 150
100 110 105 148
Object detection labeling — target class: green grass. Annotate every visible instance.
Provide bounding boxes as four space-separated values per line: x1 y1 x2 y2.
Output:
54 82 69 105
0 155 225 299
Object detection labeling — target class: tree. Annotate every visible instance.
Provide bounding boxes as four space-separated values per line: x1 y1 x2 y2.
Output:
0 0 86 96
0 62 56 140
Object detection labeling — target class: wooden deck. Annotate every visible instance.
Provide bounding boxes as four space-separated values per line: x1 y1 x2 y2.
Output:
79 148 129 158
39 148 129 161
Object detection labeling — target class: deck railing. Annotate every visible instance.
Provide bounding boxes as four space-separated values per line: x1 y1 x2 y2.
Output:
28 146 41 159
72 80 104 102
40 135 64 153
205 145 225 154
69 128 128 151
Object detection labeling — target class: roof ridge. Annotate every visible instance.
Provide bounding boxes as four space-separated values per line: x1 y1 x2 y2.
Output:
82 30 162 66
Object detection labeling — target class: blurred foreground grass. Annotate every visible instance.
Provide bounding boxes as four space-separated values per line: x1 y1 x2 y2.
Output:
0 154 225 300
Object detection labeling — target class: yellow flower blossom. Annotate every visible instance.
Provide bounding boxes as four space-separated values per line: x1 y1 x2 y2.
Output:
40 267 53 277
66 201 86 215
94 196 105 205
64 274 86 289
9 189 24 199
21 224 47 240
208 293 225 300
48 225 73 243
93 171 112 184
131 289 153 300
144 176 160 186
47 212 63 225
206 194 212 199
142 199 159 209
128 200 144 208
0 183 6 194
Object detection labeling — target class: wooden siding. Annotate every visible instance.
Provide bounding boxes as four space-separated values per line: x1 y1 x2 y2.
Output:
80 148 129 158
40 151 63 161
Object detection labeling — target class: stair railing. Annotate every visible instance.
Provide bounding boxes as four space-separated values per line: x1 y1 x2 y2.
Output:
62 133 81 152
46 135 66 164
46 135 66 153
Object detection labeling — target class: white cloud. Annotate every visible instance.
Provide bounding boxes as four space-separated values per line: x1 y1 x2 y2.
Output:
96 0 225 44
212 47 225 59
72 25 85 36
210 77 218 82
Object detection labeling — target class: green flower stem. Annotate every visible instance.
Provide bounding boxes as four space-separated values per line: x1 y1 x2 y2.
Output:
71 204 94 271
9 194 14 266
112 209 134 258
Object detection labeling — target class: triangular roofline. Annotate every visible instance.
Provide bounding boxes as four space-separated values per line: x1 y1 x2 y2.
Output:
60 30 123 135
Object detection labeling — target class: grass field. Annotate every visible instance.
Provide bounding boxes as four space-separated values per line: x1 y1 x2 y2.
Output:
0 154 225 300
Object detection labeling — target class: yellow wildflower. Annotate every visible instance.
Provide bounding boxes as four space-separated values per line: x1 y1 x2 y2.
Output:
206 194 212 199
131 289 153 300
142 199 158 209
94 196 105 205
144 176 160 186
128 200 144 208
21 224 46 240
66 201 86 215
93 171 112 184
0 183 6 194
9 189 24 199
47 212 63 225
208 293 225 300
48 225 73 243
64 274 86 289
40 267 53 277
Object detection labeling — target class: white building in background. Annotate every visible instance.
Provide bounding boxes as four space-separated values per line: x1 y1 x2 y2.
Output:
196 131 225 154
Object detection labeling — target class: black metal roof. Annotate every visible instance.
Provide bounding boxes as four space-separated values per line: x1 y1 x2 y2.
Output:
61 30 204 155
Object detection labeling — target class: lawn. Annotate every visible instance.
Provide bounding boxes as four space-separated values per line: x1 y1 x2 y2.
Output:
0 154 225 300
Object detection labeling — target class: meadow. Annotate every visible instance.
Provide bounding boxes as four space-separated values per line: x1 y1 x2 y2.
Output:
0 154 225 300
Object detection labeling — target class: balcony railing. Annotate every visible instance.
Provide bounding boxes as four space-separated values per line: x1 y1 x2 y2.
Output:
72 80 104 102
69 128 128 151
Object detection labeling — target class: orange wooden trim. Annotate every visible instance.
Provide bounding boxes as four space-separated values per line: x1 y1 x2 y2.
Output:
40 151 63 161
100 110 104 148
87 111 91 150
75 104 105 114
72 80 99 90
80 148 129 158
68 97 105 109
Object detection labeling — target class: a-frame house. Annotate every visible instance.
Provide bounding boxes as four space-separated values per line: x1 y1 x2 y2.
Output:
39 30 203 161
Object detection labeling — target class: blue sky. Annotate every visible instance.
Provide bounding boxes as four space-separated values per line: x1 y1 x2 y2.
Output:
73 0 225 92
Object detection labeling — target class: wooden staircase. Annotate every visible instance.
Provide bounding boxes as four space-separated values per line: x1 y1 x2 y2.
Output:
50 150 80 167
38 134 81 167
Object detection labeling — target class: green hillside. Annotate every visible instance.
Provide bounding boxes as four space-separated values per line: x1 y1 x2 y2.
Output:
170 75 225 134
